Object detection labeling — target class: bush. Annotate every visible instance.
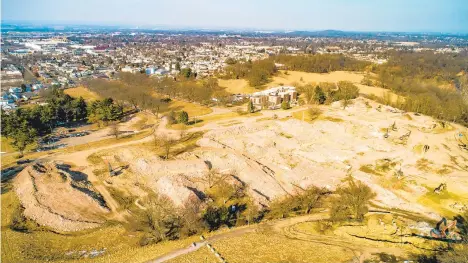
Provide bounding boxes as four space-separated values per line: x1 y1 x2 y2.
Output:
307 106 322 120
281 101 290 110
177 111 189 124
10 207 40 233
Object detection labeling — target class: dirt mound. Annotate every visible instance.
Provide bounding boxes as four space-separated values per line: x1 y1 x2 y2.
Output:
14 162 110 232
75 98 468 218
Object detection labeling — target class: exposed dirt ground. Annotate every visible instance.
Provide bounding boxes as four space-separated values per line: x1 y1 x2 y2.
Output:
26 97 467 232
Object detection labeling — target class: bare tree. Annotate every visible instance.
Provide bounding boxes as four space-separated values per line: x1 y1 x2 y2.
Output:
110 122 120 139
153 134 177 159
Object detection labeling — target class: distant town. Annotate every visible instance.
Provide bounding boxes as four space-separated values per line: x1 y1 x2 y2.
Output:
2 25 467 110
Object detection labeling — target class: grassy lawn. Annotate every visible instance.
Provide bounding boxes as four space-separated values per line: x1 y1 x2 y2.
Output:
1 137 16 153
165 100 213 117
64 86 102 101
1 137 37 154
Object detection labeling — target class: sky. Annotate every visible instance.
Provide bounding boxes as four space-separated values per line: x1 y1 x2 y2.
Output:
2 0 468 33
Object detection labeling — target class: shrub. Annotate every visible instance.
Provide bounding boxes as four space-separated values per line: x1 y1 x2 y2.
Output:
281 101 290 110
247 100 255 113
177 111 189 124
10 206 40 233
307 106 322 120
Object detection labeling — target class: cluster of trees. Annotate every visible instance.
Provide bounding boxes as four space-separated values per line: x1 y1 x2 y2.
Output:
179 68 197 79
267 186 328 219
132 194 205 246
375 51 468 85
161 78 231 105
87 98 123 127
1 88 123 155
274 54 370 73
88 73 232 111
297 81 360 108
86 73 164 115
131 171 260 246
223 59 277 87
368 51 468 125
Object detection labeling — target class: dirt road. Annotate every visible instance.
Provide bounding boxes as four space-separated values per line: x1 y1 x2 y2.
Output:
146 213 328 263
147 211 409 263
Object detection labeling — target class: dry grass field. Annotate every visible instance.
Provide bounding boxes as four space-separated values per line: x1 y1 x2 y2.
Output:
218 71 401 103
64 86 102 101
162 99 213 117
218 78 258 94
271 70 365 85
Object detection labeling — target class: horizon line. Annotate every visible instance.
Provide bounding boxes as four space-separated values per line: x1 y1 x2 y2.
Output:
2 20 468 35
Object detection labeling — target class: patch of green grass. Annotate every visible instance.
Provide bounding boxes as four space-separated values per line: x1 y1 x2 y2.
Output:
1 136 37 153
416 158 432 172
87 153 104 165
107 187 137 211
279 132 293 139
291 107 322 123
359 165 382 176
417 185 464 217
319 116 344 123
374 159 398 173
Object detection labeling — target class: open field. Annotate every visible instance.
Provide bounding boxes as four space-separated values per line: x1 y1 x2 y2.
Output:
218 78 258 94
218 70 402 103
64 86 102 101
271 70 402 102
271 70 365 85
166 212 446 263
161 99 213 117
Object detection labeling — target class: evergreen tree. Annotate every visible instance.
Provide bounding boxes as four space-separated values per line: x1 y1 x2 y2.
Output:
177 111 189 124
247 100 255 113
9 118 37 156
314 86 326 104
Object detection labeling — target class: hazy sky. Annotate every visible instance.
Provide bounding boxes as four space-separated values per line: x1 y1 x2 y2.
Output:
2 0 468 33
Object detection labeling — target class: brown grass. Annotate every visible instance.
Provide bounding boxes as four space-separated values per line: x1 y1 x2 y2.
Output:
64 86 102 101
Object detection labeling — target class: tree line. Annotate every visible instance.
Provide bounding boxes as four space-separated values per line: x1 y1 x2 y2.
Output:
223 59 278 87
274 54 370 73
297 81 360 108
1 88 123 155
87 73 233 115
368 51 468 125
